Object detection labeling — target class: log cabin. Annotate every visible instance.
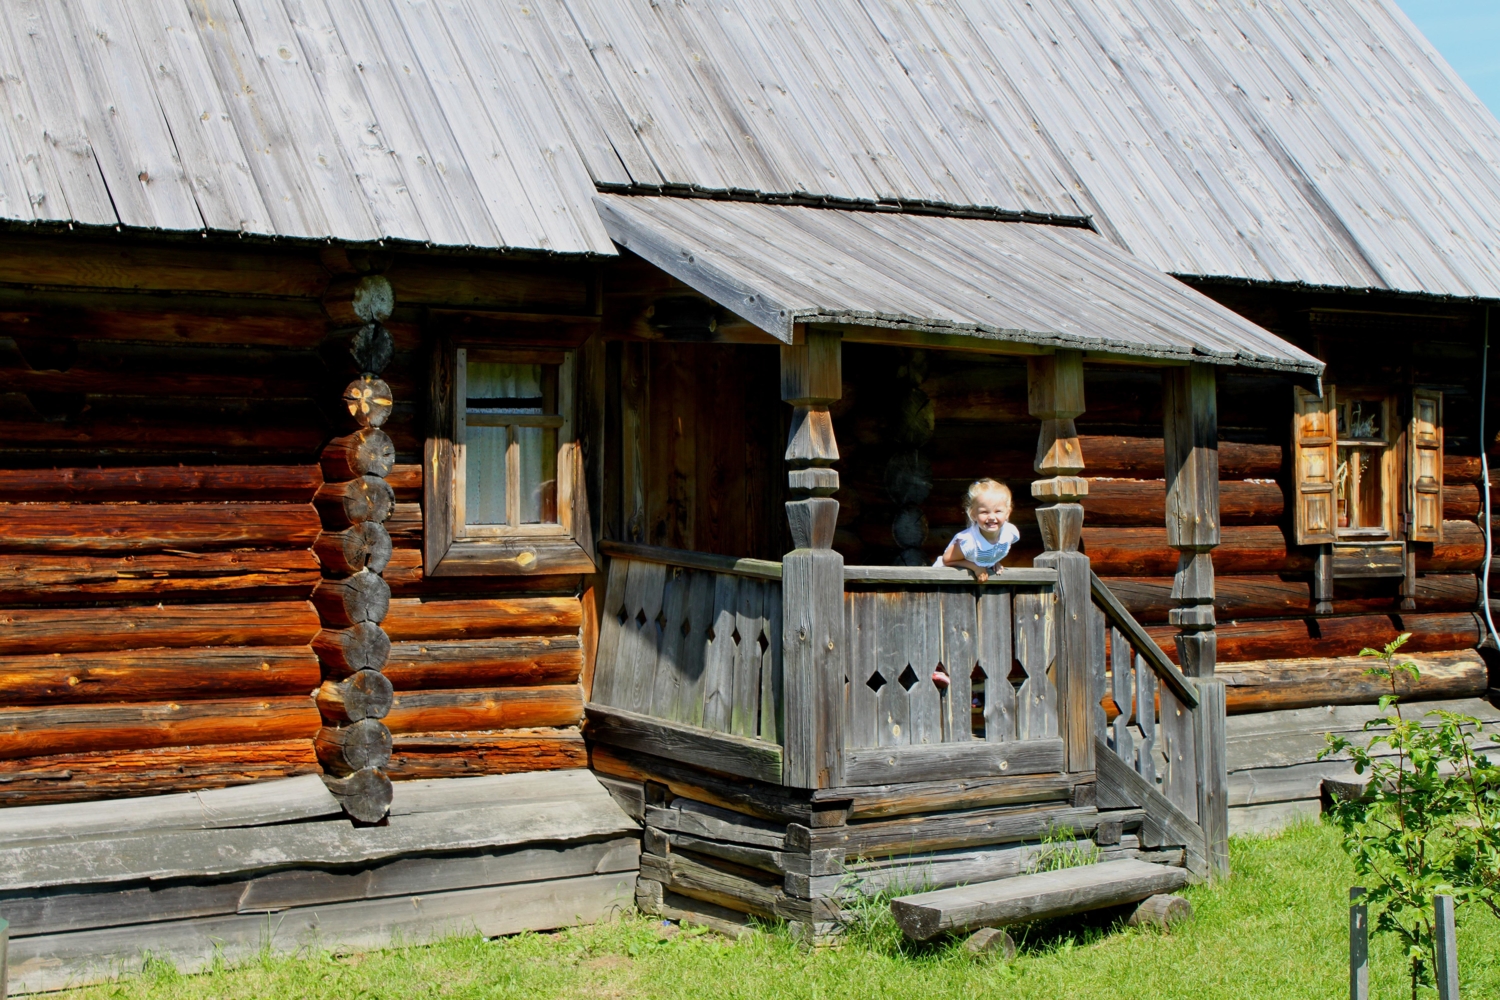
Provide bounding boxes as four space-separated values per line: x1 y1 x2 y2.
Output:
0 0 1496 986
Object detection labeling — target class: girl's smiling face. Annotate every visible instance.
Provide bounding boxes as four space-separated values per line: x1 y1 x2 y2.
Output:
971 490 1011 533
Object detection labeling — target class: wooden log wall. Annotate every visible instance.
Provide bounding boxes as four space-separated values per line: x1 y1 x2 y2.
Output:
834 291 1495 713
0 233 599 807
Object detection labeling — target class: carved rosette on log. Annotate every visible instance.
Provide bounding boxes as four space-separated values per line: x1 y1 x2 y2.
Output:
884 351 935 565
312 271 397 823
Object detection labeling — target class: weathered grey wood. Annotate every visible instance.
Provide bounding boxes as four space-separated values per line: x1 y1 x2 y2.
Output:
843 567 1056 585
639 850 840 924
590 558 631 707
1350 887 1369 1000
940 590 977 743
384 772 618 816
617 560 668 715
650 567 693 723
645 800 787 850
1012 589 1057 740
0 772 637 891
1110 626 1136 767
907 590 943 747
323 767 393 824
875 591 911 748
841 838 1097 897
0 774 340 847
1089 571 1198 707
1094 736 1208 878
1087 601 1107 744
1435 894 1459 1000
730 579 766 739
585 704 783 784
596 774 645 822
891 858 1191 940
812 772 1074 820
700 573 741 733
2 837 639 938
787 804 1098 859
847 594 879 749
842 738 1065 786
9 873 636 995
1160 682 1199 823
673 570 716 728
598 540 783 580
1128 893 1193 928
1136 652 1158 783
1195 678 1230 878
760 584 784 743
1039 552 1094 772
654 830 783 875
977 590 1015 742
782 548 845 789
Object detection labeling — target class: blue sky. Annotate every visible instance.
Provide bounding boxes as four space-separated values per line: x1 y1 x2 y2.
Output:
1398 1 1500 114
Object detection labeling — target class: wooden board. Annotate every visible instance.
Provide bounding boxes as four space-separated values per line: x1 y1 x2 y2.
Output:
584 704 783 784
842 738 1064 786
787 804 1099 859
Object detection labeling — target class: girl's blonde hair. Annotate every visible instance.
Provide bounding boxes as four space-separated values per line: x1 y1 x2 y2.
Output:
963 479 1012 521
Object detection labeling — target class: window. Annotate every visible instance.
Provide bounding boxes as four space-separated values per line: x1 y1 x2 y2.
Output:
425 344 595 576
1292 386 1444 547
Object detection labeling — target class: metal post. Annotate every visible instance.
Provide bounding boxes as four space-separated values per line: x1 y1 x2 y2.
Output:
1435 894 1459 1000
1349 887 1367 1000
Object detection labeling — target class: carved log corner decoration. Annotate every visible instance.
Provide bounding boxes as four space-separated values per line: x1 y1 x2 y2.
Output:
312 271 397 823
781 326 845 790
1027 351 1093 773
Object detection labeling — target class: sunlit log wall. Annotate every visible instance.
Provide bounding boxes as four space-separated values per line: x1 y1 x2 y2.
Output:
833 291 1496 711
0 234 596 806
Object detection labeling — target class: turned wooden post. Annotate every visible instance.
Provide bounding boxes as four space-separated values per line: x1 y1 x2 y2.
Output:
1163 362 1228 877
312 269 397 823
1028 351 1093 773
781 327 844 789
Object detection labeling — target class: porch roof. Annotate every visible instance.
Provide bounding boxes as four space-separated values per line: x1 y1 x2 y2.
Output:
594 195 1324 375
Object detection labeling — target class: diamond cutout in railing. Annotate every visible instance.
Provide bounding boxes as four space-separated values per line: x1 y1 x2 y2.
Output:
616 607 629 626
757 631 770 654
867 671 887 693
898 665 919 691
680 617 693 638
730 627 742 645
635 608 648 627
1008 659 1027 692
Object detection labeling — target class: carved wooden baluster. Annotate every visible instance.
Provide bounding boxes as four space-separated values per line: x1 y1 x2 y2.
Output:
1028 351 1093 773
781 327 844 789
312 271 397 823
1109 626 1135 768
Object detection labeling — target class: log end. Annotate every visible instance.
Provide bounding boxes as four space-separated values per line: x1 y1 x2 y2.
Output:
889 900 942 941
323 766 393 823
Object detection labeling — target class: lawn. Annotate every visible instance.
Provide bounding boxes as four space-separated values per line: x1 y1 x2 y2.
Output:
53 821 1500 1000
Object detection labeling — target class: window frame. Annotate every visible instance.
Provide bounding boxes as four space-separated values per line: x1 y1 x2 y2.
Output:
424 339 596 577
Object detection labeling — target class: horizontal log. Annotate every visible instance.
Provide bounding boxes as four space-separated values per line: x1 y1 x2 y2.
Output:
0 601 320 655
1146 612 1482 664
385 728 587 780
927 435 1283 481
1445 484 1482 520
381 548 580 597
1101 574 1479 623
314 476 396 529
0 504 320 554
0 336 331 398
384 637 583 689
385 502 423 547
0 406 330 454
1216 651 1487 714
385 686 584 734
1448 454 1482 485
0 697 320 760
0 466 321 502
311 571 391 628
0 646 320 705
585 705 783 785
0 740 320 808
1085 522 1483 576
788 803 1099 858
0 238 329 297
383 596 582 640
386 464 422 501
0 550 320 604
588 742 816 825
315 719 392 776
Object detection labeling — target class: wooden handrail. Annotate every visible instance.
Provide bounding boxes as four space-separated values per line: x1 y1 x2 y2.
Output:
1088 571 1198 708
843 566 1057 585
598 540 783 580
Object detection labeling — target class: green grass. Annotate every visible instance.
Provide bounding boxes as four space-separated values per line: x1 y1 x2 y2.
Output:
55 821 1500 1000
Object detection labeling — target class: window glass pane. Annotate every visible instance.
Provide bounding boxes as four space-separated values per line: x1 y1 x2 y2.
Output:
1336 445 1384 531
517 426 558 524
1338 398 1382 440
465 425 509 525
467 362 544 412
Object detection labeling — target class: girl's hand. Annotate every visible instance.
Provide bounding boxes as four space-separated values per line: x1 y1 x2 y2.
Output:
974 567 989 583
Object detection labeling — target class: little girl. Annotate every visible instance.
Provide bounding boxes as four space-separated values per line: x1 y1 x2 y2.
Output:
932 479 1019 687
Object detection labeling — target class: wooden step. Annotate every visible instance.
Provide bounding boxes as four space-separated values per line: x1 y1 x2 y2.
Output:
890 858 1191 940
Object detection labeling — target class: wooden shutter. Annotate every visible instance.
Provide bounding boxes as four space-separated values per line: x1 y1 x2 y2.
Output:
1292 386 1337 545
1408 389 1444 542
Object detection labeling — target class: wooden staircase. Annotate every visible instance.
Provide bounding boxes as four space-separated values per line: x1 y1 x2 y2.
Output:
890 858 1190 941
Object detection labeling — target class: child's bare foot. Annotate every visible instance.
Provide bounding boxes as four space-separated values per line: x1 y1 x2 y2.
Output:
932 669 951 688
